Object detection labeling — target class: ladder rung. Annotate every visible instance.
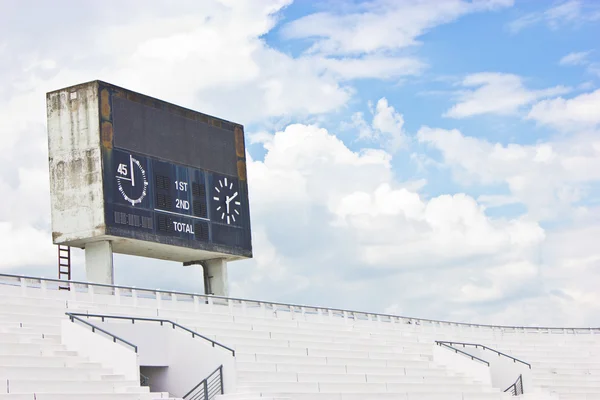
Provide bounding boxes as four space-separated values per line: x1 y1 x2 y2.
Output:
57 244 71 282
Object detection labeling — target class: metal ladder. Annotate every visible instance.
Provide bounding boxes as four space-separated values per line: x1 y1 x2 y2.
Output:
58 245 71 290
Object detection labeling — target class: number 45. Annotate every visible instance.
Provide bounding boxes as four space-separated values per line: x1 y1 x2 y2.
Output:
117 163 128 175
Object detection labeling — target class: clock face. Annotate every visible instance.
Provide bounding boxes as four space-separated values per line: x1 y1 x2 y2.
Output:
115 154 149 206
212 176 241 225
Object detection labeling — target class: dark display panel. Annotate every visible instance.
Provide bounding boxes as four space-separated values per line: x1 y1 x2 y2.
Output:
103 148 251 254
99 81 251 258
112 95 237 176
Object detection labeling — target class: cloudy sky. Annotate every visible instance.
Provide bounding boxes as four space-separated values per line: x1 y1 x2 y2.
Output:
2 0 600 326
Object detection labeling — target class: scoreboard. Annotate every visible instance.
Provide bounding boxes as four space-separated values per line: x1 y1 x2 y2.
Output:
105 149 250 252
47 81 252 262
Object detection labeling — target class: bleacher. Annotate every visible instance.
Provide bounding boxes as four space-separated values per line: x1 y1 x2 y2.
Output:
0 274 598 400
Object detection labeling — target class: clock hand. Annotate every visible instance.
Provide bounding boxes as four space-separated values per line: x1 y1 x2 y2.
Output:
226 192 238 203
129 155 135 187
226 196 230 214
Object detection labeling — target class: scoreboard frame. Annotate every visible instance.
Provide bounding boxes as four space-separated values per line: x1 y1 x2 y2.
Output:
47 81 252 263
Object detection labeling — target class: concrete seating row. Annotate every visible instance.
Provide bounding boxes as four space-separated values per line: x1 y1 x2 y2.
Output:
1 276 599 399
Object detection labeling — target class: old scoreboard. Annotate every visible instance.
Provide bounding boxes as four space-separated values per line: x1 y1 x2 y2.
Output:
47 81 252 263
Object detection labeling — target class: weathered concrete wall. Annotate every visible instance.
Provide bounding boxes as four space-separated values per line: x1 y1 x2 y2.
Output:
47 82 105 245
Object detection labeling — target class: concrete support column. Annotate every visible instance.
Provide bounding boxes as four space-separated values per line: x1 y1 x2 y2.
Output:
202 259 228 296
85 241 114 284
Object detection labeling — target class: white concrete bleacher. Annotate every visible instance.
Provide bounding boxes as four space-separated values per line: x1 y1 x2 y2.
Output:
0 284 176 400
0 275 598 400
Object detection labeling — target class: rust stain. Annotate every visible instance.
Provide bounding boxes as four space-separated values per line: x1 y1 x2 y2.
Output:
100 89 111 119
237 160 247 181
142 96 154 108
127 92 140 103
211 119 221 128
52 232 63 242
234 126 245 158
94 223 107 234
101 121 113 148
185 110 195 120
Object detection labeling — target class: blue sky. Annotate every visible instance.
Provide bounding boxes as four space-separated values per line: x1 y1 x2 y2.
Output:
1 0 600 326
252 0 600 225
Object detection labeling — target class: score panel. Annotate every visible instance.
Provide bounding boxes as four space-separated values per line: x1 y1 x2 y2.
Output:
102 147 251 257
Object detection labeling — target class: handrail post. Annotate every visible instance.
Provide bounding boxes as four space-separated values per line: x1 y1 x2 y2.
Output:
193 295 200 312
219 365 224 394
203 377 208 400
19 277 26 296
208 296 214 313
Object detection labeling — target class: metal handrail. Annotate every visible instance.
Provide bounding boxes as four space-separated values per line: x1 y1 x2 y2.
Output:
4 273 600 331
140 373 150 387
66 313 138 352
183 365 223 400
504 374 524 395
66 312 235 356
436 341 531 368
435 341 490 366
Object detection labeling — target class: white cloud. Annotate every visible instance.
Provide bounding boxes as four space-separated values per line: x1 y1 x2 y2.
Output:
334 189 544 267
558 50 600 78
282 0 513 56
231 123 549 322
276 0 513 91
2 0 600 327
348 98 408 152
418 127 600 220
318 55 426 80
0 0 369 272
0 0 357 127
508 0 600 33
0 222 55 270
444 73 570 118
477 194 520 208
247 131 274 145
559 50 593 66
527 89 600 131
